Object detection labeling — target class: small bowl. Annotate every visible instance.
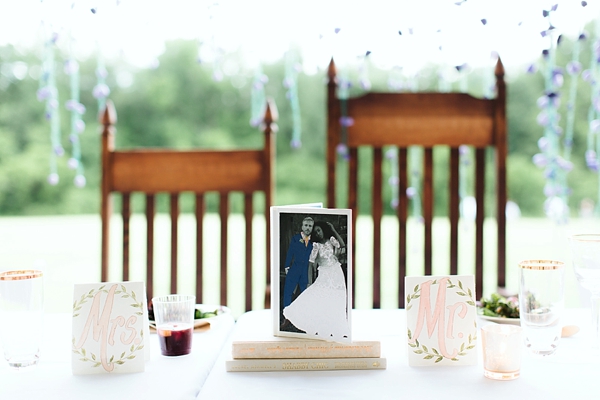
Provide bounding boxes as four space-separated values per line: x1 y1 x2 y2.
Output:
478 315 520 326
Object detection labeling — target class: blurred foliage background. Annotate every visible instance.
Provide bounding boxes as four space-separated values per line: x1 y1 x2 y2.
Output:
0 33 598 218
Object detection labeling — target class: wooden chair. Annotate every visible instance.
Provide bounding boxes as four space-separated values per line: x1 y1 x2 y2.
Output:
326 58 507 308
100 99 276 312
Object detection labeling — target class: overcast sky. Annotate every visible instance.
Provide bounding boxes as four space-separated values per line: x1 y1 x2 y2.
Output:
0 0 597 74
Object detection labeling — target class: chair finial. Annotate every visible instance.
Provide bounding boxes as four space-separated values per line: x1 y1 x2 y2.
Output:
328 58 337 83
264 98 279 124
100 100 117 127
494 56 505 79
261 98 279 134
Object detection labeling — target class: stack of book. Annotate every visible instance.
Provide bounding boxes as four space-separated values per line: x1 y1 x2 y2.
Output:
226 337 386 372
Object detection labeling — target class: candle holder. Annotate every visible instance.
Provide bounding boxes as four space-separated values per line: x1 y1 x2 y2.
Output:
481 324 522 380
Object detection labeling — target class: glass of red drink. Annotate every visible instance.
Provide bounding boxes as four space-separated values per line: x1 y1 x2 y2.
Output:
152 294 195 356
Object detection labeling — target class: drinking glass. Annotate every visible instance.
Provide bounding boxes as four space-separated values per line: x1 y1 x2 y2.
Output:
518 260 565 356
152 295 195 356
569 234 600 348
0 270 44 369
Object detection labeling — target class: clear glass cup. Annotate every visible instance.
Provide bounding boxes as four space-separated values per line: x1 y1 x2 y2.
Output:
481 324 522 380
0 270 44 369
518 259 565 356
569 234 600 348
152 294 195 356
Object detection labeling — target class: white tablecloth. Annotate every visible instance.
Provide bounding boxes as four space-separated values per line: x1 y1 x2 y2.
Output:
197 308 600 400
0 312 235 400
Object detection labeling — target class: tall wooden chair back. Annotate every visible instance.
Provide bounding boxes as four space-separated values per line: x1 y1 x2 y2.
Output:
326 58 507 308
100 99 276 312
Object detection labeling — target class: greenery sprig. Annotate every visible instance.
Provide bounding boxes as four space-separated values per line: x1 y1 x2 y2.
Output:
407 322 477 363
72 284 144 318
406 278 476 310
71 330 145 368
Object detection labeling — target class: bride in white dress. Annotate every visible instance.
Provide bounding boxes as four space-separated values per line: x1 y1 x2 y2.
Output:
283 220 350 340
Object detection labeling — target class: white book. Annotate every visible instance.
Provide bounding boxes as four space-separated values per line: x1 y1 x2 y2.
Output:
232 339 381 359
226 357 386 372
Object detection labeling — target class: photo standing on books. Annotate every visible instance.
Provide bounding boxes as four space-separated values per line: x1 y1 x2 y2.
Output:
283 220 350 340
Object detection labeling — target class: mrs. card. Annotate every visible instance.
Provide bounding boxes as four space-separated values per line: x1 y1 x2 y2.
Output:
405 275 477 366
71 282 150 374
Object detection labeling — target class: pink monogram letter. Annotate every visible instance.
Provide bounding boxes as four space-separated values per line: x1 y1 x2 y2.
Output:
74 284 118 372
409 278 458 359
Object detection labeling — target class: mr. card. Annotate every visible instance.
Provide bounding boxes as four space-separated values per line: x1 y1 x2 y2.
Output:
405 275 477 366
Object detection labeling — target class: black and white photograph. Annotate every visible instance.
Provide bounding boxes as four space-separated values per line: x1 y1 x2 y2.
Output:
271 206 352 343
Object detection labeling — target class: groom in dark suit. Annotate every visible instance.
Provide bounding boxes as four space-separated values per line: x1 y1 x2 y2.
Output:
282 216 314 308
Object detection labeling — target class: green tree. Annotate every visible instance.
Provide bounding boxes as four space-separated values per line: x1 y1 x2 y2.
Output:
1 32 599 218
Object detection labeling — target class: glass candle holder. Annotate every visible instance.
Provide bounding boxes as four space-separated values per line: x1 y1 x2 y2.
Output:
481 324 522 380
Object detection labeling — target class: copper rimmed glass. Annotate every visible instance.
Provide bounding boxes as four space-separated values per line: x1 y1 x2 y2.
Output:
0 270 44 369
569 234 600 348
518 260 564 356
